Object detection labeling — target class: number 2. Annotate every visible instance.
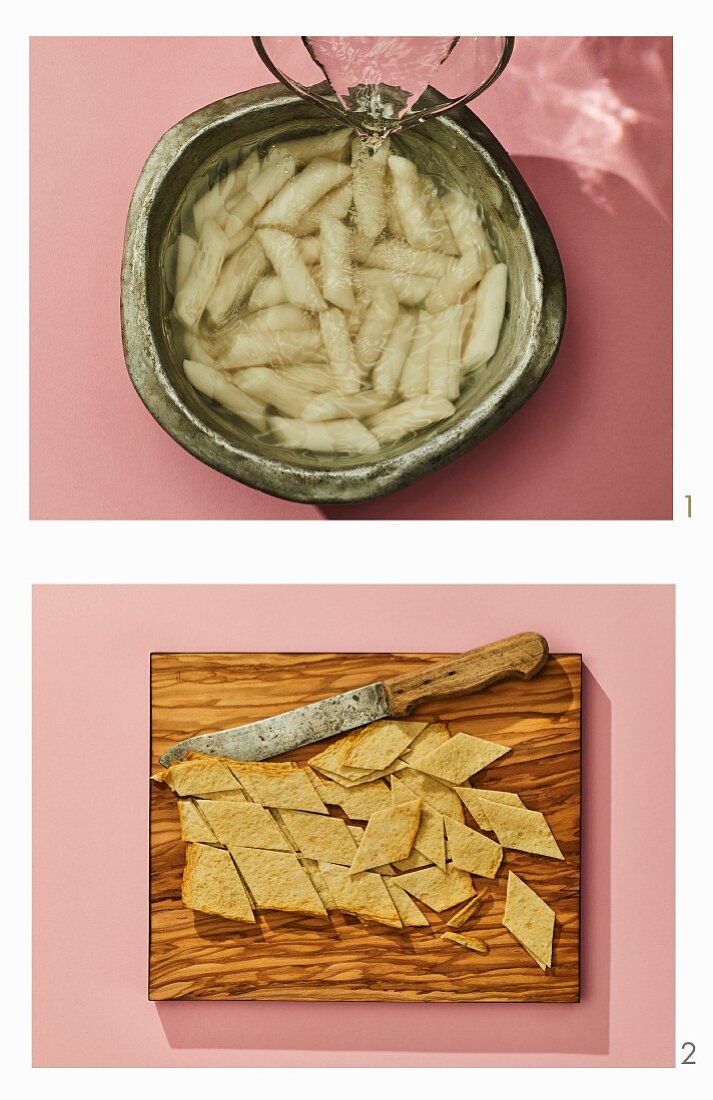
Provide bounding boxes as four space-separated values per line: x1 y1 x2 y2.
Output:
681 1041 696 1064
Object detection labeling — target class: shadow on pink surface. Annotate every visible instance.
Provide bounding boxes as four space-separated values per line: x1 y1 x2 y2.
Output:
153 669 609 1056
319 154 671 520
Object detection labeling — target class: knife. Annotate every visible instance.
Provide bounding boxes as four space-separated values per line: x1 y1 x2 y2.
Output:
158 631 549 767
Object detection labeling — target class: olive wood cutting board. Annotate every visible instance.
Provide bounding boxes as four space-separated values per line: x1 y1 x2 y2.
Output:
150 651 581 1002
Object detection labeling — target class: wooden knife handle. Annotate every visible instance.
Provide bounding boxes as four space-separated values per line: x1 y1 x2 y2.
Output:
382 632 549 717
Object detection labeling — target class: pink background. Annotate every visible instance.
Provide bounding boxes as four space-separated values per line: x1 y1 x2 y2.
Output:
33 585 675 1067
30 37 672 519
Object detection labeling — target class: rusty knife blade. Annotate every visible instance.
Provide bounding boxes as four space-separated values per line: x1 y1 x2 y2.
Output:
158 681 389 766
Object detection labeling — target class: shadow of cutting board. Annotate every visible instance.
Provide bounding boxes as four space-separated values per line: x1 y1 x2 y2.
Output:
150 651 581 1002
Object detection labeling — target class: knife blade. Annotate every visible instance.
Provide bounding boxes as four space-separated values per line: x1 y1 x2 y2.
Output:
158 631 548 767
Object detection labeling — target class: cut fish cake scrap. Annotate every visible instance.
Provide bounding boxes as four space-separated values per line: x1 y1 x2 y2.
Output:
412 732 511 786
231 847 328 918
503 871 555 970
444 816 503 878
446 886 488 929
349 799 422 874
477 797 564 860
181 843 255 924
196 800 292 852
442 930 488 954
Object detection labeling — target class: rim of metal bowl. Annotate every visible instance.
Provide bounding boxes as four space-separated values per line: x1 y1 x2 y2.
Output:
121 83 566 505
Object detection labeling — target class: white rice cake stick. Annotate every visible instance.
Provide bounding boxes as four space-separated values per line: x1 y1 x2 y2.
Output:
442 190 496 266
176 234 198 291
462 263 508 372
220 328 325 370
238 367 315 418
301 389 390 422
183 360 268 431
386 181 405 237
271 127 351 166
387 155 438 250
319 307 362 395
255 158 352 230
193 153 261 234
173 218 229 330
420 176 459 254
257 228 326 313
230 150 261 196
357 268 435 307
320 213 355 311
223 224 253 260
277 364 335 393
294 181 353 237
425 249 487 313
347 286 372 337
352 137 390 240
367 239 455 280
398 311 433 398
355 285 400 370
372 309 417 397
239 303 314 334
224 152 297 231
427 305 464 402
183 331 217 368
205 236 269 324
269 416 380 454
248 274 289 311
368 395 455 445
298 235 321 266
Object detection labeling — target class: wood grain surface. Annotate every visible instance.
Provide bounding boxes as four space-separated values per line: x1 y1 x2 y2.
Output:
150 651 581 1002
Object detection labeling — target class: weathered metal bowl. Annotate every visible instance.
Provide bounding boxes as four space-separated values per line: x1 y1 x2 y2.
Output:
121 82 565 504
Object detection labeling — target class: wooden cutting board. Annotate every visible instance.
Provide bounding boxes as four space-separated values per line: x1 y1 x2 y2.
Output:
150 651 581 1002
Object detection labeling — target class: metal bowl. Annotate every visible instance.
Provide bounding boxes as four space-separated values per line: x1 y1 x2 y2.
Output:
121 82 565 504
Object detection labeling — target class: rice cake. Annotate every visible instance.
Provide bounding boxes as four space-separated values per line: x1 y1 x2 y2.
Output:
455 787 523 830
319 862 402 928
503 871 555 969
231 847 328 917
162 757 242 796
197 800 291 851
228 761 328 813
444 816 503 878
400 722 451 765
395 863 475 913
343 720 427 771
178 798 217 844
391 775 446 869
397 767 464 822
413 733 511 785
350 799 422 874
279 809 357 865
181 843 255 923
477 798 564 860
384 880 430 927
